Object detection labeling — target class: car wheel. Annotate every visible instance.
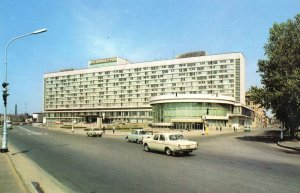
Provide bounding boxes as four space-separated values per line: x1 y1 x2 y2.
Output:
165 148 172 156
136 139 139 144
126 137 130 142
144 144 150 152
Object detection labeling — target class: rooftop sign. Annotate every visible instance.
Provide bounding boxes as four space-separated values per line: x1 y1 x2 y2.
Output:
89 57 117 65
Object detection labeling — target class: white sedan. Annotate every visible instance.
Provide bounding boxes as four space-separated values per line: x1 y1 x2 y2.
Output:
126 129 154 144
86 128 103 137
143 133 198 156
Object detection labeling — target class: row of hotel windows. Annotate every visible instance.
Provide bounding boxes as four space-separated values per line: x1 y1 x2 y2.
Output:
45 75 236 89
45 87 235 101
46 77 237 95
45 75 235 90
46 111 152 118
44 91 236 109
44 77 237 92
45 89 235 102
45 87 235 102
45 69 236 85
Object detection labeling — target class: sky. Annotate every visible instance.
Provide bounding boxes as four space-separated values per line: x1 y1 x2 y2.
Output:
0 0 299 114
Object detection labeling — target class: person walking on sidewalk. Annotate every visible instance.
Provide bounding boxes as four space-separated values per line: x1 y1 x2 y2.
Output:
113 127 115 134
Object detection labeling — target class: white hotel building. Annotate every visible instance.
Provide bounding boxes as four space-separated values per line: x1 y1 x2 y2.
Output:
43 51 253 130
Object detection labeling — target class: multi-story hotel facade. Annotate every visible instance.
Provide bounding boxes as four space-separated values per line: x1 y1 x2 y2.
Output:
43 51 253 130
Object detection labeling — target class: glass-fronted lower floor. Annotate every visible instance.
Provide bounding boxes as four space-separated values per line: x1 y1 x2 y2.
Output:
44 108 152 124
150 94 254 130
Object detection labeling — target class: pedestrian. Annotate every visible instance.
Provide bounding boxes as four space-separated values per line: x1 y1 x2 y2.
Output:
102 126 106 133
233 127 235 132
220 126 222 132
113 126 115 134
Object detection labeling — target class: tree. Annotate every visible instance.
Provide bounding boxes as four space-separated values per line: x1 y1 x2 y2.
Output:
249 14 300 138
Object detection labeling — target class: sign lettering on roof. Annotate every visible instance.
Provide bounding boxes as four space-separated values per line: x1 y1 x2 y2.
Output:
89 57 117 65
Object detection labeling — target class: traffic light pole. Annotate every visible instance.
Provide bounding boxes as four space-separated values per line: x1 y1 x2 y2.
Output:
1 47 9 152
1 29 47 153
1 35 22 153
1 41 10 152
1 83 9 152
1 33 33 153
1 92 8 152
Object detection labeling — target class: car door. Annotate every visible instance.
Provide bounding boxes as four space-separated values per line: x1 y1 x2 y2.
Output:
148 134 160 150
128 131 136 141
157 134 166 151
132 131 139 141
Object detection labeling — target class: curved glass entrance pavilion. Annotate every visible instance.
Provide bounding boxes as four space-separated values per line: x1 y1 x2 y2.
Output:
150 94 249 130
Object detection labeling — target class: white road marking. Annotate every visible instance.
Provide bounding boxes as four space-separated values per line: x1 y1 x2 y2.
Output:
17 126 45 135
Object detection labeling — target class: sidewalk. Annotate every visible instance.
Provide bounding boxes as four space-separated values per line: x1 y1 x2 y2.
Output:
277 140 300 151
0 152 27 193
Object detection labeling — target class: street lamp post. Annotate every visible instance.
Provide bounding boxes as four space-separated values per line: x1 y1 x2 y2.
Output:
72 109 74 133
1 28 47 153
202 116 206 135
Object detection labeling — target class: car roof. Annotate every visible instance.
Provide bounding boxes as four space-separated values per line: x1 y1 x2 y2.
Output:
154 133 182 136
133 129 144 131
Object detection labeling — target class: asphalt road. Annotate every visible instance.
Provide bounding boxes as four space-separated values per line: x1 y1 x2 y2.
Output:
6 125 300 193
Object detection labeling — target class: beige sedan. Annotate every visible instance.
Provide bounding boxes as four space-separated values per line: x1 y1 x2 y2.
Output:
143 133 198 156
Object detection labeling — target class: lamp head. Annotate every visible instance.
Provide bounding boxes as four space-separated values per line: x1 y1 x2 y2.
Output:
31 28 47 35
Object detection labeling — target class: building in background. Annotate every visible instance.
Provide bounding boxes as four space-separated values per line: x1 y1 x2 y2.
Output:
32 112 44 123
245 92 269 128
43 51 253 130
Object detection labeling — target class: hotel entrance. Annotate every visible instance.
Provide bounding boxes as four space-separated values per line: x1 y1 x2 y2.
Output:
173 122 203 130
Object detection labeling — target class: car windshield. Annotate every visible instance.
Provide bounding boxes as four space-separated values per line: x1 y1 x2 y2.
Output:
169 134 186 141
139 131 153 135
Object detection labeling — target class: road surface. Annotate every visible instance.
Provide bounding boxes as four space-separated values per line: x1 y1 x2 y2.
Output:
6 126 300 193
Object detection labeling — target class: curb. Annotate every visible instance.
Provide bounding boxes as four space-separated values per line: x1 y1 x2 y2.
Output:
277 141 300 151
6 152 32 193
1 152 29 193
7 143 73 193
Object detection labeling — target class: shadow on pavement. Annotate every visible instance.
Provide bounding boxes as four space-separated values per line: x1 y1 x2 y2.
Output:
279 149 300 155
236 130 280 144
11 150 31 155
11 143 69 156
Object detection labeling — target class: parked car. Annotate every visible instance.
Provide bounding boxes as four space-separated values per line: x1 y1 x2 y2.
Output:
244 125 251 132
6 121 12 129
126 129 153 144
86 128 103 137
143 133 198 156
